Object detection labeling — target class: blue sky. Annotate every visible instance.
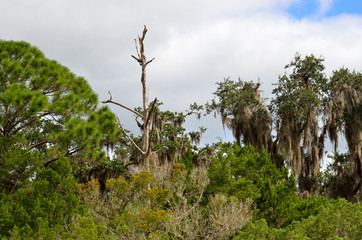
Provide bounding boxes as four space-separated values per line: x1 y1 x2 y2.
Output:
288 0 362 19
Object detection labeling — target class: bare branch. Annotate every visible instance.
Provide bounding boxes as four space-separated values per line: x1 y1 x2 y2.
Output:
140 25 147 41
175 188 205 221
104 26 155 171
43 145 84 167
134 38 141 59
124 161 140 169
146 57 155 66
131 55 141 64
132 25 154 69
144 97 158 127
27 140 48 150
116 116 145 155
101 91 143 119
65 147 84 157
43 157 58 167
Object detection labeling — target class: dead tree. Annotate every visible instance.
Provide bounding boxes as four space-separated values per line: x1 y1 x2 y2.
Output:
102 26 156 172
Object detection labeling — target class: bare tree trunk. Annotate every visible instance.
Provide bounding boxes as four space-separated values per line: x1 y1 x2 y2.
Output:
102 26 155 172
132 26 155 171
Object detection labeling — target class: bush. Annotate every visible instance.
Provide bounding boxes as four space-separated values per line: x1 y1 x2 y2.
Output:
235 198 362 240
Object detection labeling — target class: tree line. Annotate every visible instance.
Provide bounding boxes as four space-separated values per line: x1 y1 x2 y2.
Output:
207 53 361 201
0 28 361 239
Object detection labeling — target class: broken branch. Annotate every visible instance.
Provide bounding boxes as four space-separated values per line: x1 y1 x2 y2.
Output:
140 25 147 41
116 116 145 155
146 58 155 66
144 97 158 128
101 91 144 119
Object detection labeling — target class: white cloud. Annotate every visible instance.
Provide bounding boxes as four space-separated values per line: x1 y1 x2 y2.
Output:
0 0 361 145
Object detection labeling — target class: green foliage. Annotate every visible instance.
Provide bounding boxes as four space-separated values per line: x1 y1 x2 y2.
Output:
271 53 328 121
270 53 328 182
0 41 121 239
1 41 361 239
325 68 362 200
177 148 194 172
126 209 170 239
206 143 286 199
208 53 361 199
206 143 330 228
206 78 272 152
68 216 100 240
76 162 246 240
207 78 262 117
207 143 265 201
0 40 121 190
129 100 205 165
0 148 41 194
235 199 362 240
0 158 79 238
76 170 171 239
322 153 361 201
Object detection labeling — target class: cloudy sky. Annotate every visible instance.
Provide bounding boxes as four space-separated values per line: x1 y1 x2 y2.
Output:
1 0 362 147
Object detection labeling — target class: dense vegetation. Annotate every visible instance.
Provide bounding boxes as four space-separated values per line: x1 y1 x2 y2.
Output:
0 40 361 239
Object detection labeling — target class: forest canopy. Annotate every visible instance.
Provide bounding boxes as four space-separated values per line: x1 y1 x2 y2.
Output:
0 40 361 239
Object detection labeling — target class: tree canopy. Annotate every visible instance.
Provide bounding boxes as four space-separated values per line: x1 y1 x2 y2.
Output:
0 38 361 239
208 53 361 198
0 41 122 192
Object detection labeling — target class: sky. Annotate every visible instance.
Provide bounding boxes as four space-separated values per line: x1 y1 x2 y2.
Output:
1 0 361 150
